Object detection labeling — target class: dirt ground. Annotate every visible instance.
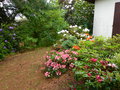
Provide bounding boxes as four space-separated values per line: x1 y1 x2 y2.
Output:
0 48 74 90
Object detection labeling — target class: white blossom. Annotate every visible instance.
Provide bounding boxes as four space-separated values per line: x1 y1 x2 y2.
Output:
57 32 61 34
74 25 77 27
83 28 90 32
63 34 67 36
69 25 73 28
78 26 82 29
80 34 86 37
71 7 74 10
107 63 118 68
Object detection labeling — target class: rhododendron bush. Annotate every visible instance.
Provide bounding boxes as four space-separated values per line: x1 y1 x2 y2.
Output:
72 58 119 89
55 25 94 49
71 36 120 89
44 50 78 78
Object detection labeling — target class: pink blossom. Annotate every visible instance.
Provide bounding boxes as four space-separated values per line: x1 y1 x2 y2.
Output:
50 62 57 67
72 51 78 55
96 75 101 80
97 79 103 83
44 72 50 77
65 50 70 53
58 52 64 55
53 64 61 70
90 58 97 62
61 54 69 59
87 73 92 77
100 60 108 66
50 50 56 52
74 57 78 61
45 60 52 67
56 71 62 76
61 65 66 69
55 56 61 60
69 63 74 68
68 57 72 60
83 65 90 69
46 56 51 59
62 59 67 63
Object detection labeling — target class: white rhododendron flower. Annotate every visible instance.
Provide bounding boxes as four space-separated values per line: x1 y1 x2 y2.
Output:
83 28 90 32
74 25 77 27
57 32 61 34
69 25 73 28
80 34 86 37
78 26 82 29
71 7 74 10
107 63 118 68
63 34 67 36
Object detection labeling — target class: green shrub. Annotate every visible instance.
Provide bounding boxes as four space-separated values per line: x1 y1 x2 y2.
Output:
15 0 68 48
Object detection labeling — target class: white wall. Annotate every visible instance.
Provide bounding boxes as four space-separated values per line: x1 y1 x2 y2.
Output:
93 0 120 37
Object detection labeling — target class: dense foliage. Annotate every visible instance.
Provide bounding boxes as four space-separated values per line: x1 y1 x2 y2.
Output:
0 24 20 59
72 35 120 89
44 32 120 89
64 0 94 32
14 0 68 48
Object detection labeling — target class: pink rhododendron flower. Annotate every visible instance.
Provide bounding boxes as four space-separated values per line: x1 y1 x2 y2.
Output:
61 65 66 69
69 63 74 68
68 57 72 60
45 72 50 77
87 73 92 77
72 51 78 55
100 60 108 66
50 50 56 52
91 58 97 62
96 75 101 80
50 62 57 67
45 60 52 67
65 50 70 53
83 65 90 69
55 56 61 60
61 54 69 59
46 56 50 59
53 64 61 70
62 59 67 63
56 71 62 76
97 79 104 83
58 52 64 55
74 57 77 61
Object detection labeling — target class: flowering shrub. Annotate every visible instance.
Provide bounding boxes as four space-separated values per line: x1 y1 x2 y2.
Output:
0 24 20 60
70 36 120 89
58 25 92 40
55 25 93 49
72 58 120 89
44 49 78 78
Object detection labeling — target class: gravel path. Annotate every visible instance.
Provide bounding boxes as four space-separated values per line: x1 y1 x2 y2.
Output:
0 48 73 90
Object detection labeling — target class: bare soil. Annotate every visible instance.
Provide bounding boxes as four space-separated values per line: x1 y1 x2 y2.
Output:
0 47 74 90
